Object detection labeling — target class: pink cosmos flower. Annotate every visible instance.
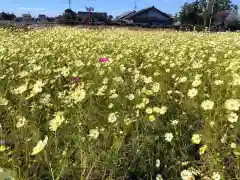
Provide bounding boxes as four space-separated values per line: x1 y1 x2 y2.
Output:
99 57 109 63
71 77 80 83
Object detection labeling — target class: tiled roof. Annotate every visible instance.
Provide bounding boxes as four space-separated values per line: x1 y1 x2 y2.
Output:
124 6 173 20
117 11 136 20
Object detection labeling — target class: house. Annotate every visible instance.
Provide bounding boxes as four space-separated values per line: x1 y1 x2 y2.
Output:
77 11 108 24
38 14 47 21
47 17 57 23
116 11 136 24
116 11 136 20
22 14 32 22
117 6 174 27
0 12 3 20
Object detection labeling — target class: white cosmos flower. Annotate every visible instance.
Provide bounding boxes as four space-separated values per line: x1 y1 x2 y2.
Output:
192 79 201 87
187 88 198 98
102 78 108 84
211 172 221 180
126 94 135 100
30 80 45 96
228 112 238 123
178 76 187 83
89 129 99 139
146 107 153 114
108 112 118 123
31 136 48 155
201 100 214 110
180 169 194 180
192 134 201 144
165 133 173 142
159 106 167 114
171 120 179 126
224 99 240 111
13 84 28 95
214 80 224 86
143 76 153 84
152 82 160 92
0 97 8 106
156 174 163 180
109 93 118 99
16 116 28 128
156 159 161 168
49 112 65 132
108 103 114 109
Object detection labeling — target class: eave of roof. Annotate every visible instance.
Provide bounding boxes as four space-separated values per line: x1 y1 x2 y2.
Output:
124 6 173 20
118 11 136 19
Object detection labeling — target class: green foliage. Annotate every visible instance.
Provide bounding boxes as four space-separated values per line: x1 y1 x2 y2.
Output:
178 0 239 26
178 1 204 25
0 12 16 21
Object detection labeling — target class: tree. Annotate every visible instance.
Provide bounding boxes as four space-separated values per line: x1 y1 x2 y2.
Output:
206 0 239 27
108 15 113 21
178 0 239 27
0 12 16 21
64 9 77 20
178 1 203 25
225 11 240 30
59 9 79 25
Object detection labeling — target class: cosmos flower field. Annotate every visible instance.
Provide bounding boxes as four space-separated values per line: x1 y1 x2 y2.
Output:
0 27 240 180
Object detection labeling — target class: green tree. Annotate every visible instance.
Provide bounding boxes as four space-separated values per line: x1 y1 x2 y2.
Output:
224 11 240 30
64 9 77 21
202 0 239 27
178 1 203 25
178 0 238 26
0 12 16 21
58 9 78 25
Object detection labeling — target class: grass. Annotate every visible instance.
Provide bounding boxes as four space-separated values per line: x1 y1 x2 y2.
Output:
0 27 240 180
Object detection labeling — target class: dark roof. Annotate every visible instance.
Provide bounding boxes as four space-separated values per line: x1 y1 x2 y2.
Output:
78 11 107 14
78 11 107 17
117 11 136 19
124 6 173 20
215 10 231 17
39 14 46 18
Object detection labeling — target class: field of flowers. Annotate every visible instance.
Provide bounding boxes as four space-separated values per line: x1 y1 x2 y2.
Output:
0 27 240 180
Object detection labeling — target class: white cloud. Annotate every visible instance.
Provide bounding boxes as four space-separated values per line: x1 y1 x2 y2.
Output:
19 7 45 11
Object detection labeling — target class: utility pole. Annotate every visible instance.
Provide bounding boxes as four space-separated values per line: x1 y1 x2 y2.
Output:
134 1 137 11
68 0 72 9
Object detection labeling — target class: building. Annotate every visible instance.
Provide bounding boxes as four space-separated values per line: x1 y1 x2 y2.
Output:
38 14 47 21
117 6 174 27
116 10 136 20
0 12 3 20
22 14 32 21
116 10 136 24
77 11 108 24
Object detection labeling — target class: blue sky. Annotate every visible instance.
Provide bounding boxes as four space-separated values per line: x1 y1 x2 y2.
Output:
2 0 240 17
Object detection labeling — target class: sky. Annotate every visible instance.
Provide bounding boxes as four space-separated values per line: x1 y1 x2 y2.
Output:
1 0 240 17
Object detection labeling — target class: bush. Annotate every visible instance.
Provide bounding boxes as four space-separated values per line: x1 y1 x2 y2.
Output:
0 27 240 180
